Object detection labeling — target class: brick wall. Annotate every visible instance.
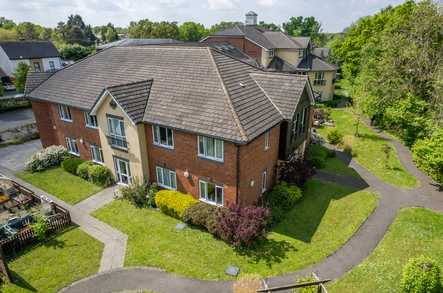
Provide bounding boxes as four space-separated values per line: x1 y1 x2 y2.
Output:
203 36 263 65
145 124 238 207
31 100 101 160
238 125 280 205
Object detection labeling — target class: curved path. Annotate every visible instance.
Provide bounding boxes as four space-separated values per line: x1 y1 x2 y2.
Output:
59 132 443 293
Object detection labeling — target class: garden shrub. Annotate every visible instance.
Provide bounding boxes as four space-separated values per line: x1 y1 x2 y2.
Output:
120 180 158 208
412 128 443 184
262 181 302 225
327 129 343 145
0 82 4 97
233 274 262 293
77 161 94 180
308 144 335 168
31 216 48 241
216 205 270 247
278 155 315 187
401 256 442 293
308 155 325 168
25 145 68 172
292 277 318 293
183 202 222 234
155 190 198 220
88 164 114 187
61 157 85 174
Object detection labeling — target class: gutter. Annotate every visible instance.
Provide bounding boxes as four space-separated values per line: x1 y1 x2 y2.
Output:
236 144 240 205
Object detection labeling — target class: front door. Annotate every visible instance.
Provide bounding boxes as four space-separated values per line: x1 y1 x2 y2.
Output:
114 157 131 185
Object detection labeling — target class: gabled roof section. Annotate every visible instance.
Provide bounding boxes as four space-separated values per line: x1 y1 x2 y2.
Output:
24 71 55 95
291 37 311 49
266 56 298 73
210 49 282 140
0 41 60 60
106 80 153 124
250 73 310 120
313 48 330 60
296 53 337 71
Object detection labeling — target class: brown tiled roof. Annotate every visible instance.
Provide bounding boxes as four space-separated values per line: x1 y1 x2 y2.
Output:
24 71 55 95
106 80 153 124
27 46 310 143
251 73 310 120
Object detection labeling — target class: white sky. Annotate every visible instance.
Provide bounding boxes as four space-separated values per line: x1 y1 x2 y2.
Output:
0 0 406 33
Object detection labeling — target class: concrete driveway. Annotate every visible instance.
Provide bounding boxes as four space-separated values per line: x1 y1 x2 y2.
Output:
0 139 42 171
0 108 35 132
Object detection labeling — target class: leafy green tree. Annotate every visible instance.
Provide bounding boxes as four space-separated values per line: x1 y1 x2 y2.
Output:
56 15 96 46
178 22 207 41
209 21 242 33
0 17 15 29
59 44 94 61
0 27 17 40
257 21 280 31
14 62 30 93
100 23 119 43
128 20 179 39
152 21 179 39
282 16 321 39
128 19 155 38
413 128 443 184
16 22 40 40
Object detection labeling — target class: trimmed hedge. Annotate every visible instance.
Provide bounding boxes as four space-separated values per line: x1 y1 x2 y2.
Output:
61 158 85 174
183 202 221 234
401 256 442 293
77 161 94 180
155 190 198 220
88 164 114 187
262 181 302 224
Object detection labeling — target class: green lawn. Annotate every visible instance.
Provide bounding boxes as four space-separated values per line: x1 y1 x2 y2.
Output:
93 179 378 280
1 228 103 293
309 144 360 178
16 167 103 204
317 109 417 188
330 208 443 293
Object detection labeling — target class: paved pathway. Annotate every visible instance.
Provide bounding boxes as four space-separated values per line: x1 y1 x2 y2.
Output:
0 166 127 273
0 108 35 131
0 139 41 172
59 130 442 293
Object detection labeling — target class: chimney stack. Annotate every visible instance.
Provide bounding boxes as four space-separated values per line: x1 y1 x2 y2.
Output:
245 11 258 26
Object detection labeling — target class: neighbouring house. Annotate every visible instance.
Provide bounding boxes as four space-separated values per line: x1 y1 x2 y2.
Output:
0 41 63 79
25 45 314 207
201 11 337 101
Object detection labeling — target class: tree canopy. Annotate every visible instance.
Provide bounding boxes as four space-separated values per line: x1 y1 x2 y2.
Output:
178 22 208 41
282 16 323 45
56 14 96 46
128 19 179 39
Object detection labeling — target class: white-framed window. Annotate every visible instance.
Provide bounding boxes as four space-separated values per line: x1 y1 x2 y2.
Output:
301 107 309 133
33 62 41 72
198 136 224 162
264 130 270 151
298 49 304 59
107 116 127 150
114 157 131 185
90 145 104 164
84 113 98 128
49 60 55 71
58 104 72 122
199 180 223 206
314 72 326 86
156 166 177 190
268 49 275 58
261 170 268 193
152 125 174 149
293 113 300 135
65 137 79 156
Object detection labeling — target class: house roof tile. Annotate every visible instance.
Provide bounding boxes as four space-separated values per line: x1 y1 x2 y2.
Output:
0 41 60 60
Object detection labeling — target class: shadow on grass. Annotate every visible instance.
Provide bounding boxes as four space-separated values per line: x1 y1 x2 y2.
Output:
7 270 38 292
235 238 296 268
272 177 365 243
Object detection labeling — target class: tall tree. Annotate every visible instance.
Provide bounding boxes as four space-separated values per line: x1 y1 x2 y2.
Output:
16 22 40 40
209 21 242 33
0 17 15 30
152 21 179 39
128 20 179 39
282 16 322 40
128 19 154 38
178 22 207 41
100 23 119 43
14 62 30 93
56 15 96 46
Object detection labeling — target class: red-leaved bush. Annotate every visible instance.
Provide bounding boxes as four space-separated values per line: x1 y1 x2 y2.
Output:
216 205 270 247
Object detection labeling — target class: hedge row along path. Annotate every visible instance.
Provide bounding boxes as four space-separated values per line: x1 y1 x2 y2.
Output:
0 127 442 293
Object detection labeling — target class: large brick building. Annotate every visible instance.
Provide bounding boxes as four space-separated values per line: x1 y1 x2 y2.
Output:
25 44 314 207
201 12 338 101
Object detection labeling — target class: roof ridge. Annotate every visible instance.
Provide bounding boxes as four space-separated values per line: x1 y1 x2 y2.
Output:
209 46 263 71
207 48 248 142
251 71 309 80
106 79 153 89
